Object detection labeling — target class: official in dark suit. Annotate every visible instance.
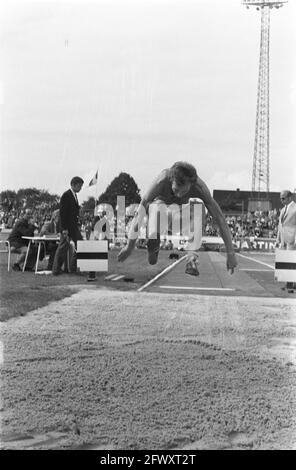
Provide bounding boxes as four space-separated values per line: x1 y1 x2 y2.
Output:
276 190 296 293
59 176 84 245
39 209 61 270
57 176 84 274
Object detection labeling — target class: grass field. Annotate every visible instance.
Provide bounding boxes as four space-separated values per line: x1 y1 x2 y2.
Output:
1 282 295 450
1 245 296 450
0 247 180 321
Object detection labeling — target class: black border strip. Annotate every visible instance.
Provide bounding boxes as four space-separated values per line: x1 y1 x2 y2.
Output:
275 262 296 270
76 253 108 259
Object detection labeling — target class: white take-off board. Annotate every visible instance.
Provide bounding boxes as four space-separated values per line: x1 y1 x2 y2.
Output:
274 249 296 283
77 240 108 272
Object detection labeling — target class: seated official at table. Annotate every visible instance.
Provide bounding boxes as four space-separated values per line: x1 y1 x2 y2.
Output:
8 208 40 271
39 209 61 270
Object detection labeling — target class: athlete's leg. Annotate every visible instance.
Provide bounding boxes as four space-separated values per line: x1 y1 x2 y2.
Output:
147 236 161 265
182 202 203 276
147 200 167 265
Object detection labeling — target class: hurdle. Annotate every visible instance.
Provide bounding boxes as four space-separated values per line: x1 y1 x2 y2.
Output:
274 249 296 283
76 240 108 273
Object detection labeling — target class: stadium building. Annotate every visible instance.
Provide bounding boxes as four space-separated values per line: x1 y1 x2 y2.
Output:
213 189 284 215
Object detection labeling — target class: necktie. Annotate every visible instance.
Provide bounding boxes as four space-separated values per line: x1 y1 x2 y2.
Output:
281 205 287 223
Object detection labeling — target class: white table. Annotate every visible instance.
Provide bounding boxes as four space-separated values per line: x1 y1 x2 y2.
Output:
22 236 60 273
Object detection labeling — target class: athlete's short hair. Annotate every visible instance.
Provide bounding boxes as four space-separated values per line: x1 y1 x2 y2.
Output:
70 176 84 186
169 162 197 185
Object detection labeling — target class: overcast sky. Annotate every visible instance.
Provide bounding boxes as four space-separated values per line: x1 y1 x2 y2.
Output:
0 0 295 202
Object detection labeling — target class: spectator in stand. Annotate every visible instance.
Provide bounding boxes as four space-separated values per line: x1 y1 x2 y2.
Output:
39 209 61 270
276 190 296 293
7 213 16 229
84 218 93 240
40 209 60 236
8 208 39 271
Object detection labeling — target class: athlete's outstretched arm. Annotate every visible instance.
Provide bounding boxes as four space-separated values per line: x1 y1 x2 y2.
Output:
197 178 238 274
117 205 145 262
118 170 167 262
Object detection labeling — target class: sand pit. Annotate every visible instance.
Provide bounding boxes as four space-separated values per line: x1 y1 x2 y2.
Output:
1 288 296 450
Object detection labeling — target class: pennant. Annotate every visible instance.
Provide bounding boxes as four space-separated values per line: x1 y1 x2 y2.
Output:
89 170 98 187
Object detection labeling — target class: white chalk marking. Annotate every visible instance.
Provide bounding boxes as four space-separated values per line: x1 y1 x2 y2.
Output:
138 255 187 292
105 274 118 280
240 268 273 272
111 275 125 281
0 340 3 365
237 253 274 269
158 286 236 291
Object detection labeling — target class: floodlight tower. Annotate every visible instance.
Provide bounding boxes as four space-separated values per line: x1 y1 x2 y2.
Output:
242 0 287 203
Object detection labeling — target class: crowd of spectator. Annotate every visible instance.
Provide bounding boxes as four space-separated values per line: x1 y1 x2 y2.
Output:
0 202 59 231
1 201 281 247
205 210 279 240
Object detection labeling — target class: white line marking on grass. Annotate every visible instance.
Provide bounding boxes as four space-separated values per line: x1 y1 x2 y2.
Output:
105 274 118 280
138 255 187 292
240 268 273 272
0 341 3 365
158 286 235 291
237 253 274 269
111 275 125 281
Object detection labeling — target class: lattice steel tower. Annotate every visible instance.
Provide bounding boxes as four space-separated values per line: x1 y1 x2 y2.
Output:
242 0 287 197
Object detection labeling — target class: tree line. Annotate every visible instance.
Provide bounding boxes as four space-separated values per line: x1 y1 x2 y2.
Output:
0 172 141 213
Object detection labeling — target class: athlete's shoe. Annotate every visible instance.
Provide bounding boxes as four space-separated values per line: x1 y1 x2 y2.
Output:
12 263 21 272
147 237 161 265
185 262 199 276
185 253 199 276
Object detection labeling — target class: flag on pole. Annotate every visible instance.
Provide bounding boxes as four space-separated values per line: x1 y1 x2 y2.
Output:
89 170 98 187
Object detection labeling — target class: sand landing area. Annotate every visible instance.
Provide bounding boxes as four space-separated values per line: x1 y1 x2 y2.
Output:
1 288 296 450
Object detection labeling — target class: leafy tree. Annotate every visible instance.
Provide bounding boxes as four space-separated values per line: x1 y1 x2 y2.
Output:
0 190 17 210
97 172 141 209
81 196 96 213
16 188 59 208
0 188 60 211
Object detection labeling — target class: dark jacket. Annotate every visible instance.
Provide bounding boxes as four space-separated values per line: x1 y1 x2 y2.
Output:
59 189 82 244
8 219 35 248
